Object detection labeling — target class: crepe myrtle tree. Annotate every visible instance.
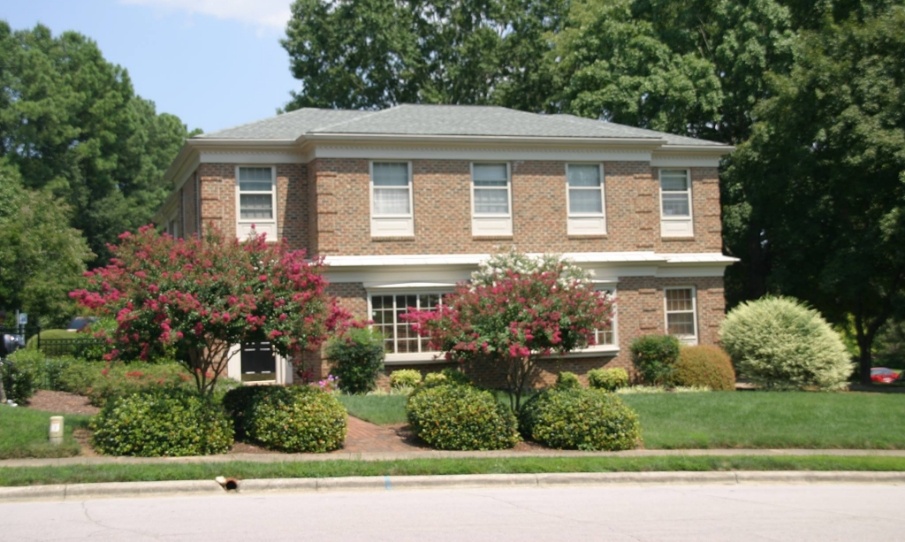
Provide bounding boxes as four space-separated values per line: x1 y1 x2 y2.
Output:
404 252 613 411
70 225 350 396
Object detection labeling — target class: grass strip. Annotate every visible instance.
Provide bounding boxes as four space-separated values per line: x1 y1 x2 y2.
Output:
2 455 905 487
0 410 93 460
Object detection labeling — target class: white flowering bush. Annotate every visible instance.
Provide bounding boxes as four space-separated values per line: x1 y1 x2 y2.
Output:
720 296 853 390
471 251 592 288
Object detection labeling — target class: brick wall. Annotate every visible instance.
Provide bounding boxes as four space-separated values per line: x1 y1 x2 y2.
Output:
300 158 720 257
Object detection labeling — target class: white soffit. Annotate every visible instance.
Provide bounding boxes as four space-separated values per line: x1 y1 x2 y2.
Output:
308 144 653 163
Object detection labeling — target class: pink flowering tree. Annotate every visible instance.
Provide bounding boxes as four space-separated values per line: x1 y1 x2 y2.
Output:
404 252 614 411
70 225 349 396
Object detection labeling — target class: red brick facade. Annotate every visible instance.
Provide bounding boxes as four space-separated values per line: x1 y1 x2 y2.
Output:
167 155 729 386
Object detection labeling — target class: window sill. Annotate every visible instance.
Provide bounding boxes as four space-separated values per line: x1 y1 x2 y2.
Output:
385 353 450 365
562 346 620 358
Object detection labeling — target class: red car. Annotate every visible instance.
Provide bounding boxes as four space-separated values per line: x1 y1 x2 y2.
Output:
870 367 901 384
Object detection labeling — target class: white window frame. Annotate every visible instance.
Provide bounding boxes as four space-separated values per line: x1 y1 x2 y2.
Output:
369 291 450 364
659 168 693 238
566 163 606 235
471 162 513 237
370 161 414 237
664 286 698 345
574 284 618 356
235 166 278 241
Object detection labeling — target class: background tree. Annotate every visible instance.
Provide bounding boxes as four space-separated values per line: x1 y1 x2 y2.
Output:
0 22 193 265
0 160 93 327
404 252 613 410
71 226 350 396
726 5 905 382
281 0 566 111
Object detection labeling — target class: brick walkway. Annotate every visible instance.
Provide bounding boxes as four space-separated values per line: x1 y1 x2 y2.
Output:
338 417 429 453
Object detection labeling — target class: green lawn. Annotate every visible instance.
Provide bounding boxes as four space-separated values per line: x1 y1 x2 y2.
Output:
0 407 92 459
341 390 905 449
621 391 905 449
339 394 408 425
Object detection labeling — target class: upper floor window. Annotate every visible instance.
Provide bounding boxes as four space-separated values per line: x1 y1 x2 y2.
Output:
371 293 445 360
236 166 277 241
665 287 698 345
471 163 512 236
659 169 693 237
567 164 606 235
371 162 414 237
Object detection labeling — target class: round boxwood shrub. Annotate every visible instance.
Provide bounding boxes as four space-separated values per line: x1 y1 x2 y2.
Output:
672 345 735 391
519 388 641 451
223 385 347 453
720 296 853 390
90 388 233 457
406 384 519 450
588 367 629 391
555 371 582 389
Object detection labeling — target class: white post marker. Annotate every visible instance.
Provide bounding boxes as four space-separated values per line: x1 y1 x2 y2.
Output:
49 416 64 445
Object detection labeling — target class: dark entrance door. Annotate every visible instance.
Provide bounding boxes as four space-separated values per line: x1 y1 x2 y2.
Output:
241 342 276 382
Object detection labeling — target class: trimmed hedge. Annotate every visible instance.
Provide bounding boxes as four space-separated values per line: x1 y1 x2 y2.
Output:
90 388 234 457
555 371 582 389
588 367 629 391
223 385 347 453
406 384 520 450
389 369 422 389
673 346 735 391
631 334 680 385
519 388 641 451
325 327 385 394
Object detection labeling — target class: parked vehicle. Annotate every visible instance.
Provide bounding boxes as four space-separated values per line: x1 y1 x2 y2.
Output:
870 367 901 384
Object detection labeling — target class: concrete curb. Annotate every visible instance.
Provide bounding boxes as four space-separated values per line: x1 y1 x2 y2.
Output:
2 471 904 502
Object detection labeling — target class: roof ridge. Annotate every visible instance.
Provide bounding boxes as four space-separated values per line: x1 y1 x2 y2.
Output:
310 105 403 133
198 107 320 138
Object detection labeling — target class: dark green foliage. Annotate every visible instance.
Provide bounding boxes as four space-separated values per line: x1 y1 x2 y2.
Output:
555 371 582 389
1 358 36 404
406 384 520 451
325 327 385 394
222 385 347 453
7 349 68 391
519 388 641 451
673 346 736 391
630 334 680 385
90 388 234 457
588 367 629 391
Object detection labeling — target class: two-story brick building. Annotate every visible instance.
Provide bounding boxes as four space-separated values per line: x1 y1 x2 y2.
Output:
156 104 735 386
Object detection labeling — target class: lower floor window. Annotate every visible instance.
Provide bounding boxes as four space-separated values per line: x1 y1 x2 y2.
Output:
665 287 697 344
591 287 617 348
371 293 444 354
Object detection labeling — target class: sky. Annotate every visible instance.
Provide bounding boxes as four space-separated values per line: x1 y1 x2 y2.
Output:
3 0 300 133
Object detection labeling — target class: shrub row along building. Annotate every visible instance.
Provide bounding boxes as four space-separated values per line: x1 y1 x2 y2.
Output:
156 105 735 385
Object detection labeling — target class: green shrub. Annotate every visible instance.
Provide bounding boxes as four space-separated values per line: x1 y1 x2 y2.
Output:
85 362 192 407
406 384 520 450
58 358 102 395
423 372 447 386
519 388 641 451
90 388 233 456
630 334 680 385
7 349 69 391
389 369 422 389
1 358 37 404
555 371 582 389
588 367 629 391
720 296 854 390
673 345 735 391
223 385 347 453
325 327 385 394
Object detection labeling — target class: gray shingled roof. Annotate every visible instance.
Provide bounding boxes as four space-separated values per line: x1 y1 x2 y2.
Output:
198 104 725 147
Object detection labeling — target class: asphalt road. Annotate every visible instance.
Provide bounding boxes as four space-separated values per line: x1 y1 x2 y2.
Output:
2 482 903 541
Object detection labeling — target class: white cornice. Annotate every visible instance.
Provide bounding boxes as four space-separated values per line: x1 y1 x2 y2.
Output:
323 252 738 283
